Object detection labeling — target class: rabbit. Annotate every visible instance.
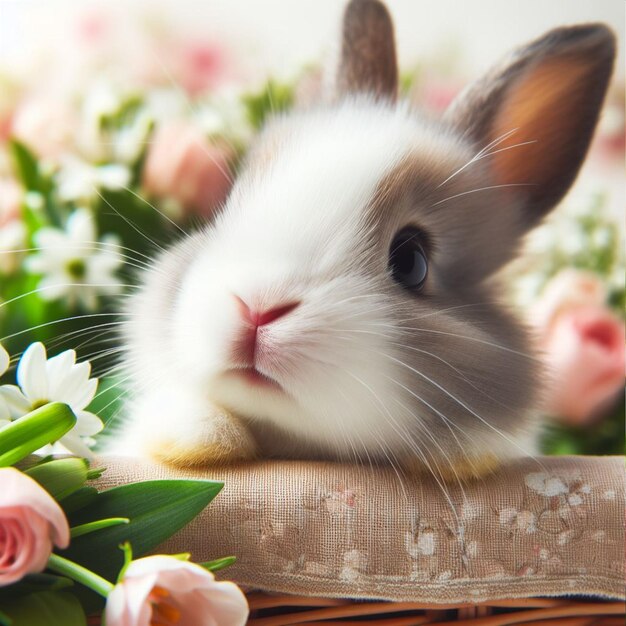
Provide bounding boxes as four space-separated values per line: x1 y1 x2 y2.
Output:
117 0 615 479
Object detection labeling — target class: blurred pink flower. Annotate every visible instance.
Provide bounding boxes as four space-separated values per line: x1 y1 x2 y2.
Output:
0 178 21 226
0 178 25 274
412 75 462 114
12 96 77 162
0 467 70 586
591 84 625 164
142 121 233 218
75 10 111 46
0 76 19 144
175 41 225 97
105 555 248 626
531 269 607 332
0 111 13 143
541 306 624 425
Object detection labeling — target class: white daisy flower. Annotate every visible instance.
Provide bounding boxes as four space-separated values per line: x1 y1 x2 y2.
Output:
0 342 103 457
55 156 131 203
0 344 11 427
25 208 124 310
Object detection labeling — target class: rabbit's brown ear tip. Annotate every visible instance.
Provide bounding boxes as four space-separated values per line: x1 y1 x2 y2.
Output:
345 0 391 19
553 23 616 58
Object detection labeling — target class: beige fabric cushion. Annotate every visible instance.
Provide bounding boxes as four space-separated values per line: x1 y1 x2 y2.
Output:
95 455 625 603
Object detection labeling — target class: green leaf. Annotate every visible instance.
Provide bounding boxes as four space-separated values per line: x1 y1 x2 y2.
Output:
86 467 106 480
0 591 86 626
70 517 129 538
85 375 126 429
95 189 174 262
25 458 89 500
200 556 236 572
242 79 294 130
64 479 223 584
9 139 41 192
0 403 76 466
0 573 73 602
61 487 99 515
8 139 61 228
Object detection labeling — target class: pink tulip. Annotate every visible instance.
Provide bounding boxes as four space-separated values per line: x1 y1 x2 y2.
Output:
542 305 625 425
0 467 70 586
105 555 248 626
142 122 233 219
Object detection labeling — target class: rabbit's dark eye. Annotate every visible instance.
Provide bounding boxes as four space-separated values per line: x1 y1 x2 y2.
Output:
389 228 428 292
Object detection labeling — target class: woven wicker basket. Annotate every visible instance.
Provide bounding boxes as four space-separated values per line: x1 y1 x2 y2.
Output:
245 593 626 625
87 594 625 625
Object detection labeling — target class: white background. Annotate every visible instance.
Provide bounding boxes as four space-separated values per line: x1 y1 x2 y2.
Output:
1 0 624 80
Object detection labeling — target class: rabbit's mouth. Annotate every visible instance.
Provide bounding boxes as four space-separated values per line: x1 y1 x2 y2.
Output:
224 367 284 392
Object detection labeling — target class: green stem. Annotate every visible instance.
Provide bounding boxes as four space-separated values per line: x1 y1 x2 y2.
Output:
70 517 129 538
47 554 114 597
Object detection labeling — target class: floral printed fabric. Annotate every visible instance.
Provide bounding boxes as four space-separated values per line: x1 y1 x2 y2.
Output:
97 456 625 603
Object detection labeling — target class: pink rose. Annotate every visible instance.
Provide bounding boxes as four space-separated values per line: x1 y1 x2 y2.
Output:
531 269 607 332
11 96 77 162
0 467 70 586
105 555 248 626
142 122 233 218
542 305 625 425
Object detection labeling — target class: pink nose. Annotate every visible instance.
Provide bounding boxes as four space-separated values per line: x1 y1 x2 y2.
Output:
235 296 300 327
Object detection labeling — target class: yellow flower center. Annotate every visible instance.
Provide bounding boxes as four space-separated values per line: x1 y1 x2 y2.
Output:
150 586 181 626
66 258 87 279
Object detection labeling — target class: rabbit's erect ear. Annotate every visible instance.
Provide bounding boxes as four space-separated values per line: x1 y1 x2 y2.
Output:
337 0 398 101
444 24 616 226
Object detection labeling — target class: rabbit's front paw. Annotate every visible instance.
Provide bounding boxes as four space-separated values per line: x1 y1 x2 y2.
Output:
147 406 257 468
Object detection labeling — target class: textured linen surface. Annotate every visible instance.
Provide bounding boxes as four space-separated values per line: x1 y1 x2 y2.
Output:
94 455 625 603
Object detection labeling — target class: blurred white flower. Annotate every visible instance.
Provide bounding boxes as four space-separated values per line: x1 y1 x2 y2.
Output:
55 157 130 202
195 89 252 144
80 81 153 163
23 191 45 211
144 88 189 122
0 220 27 275
25 208 124 310
112 111 153 163
0 342 103 456
0 344 11 426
